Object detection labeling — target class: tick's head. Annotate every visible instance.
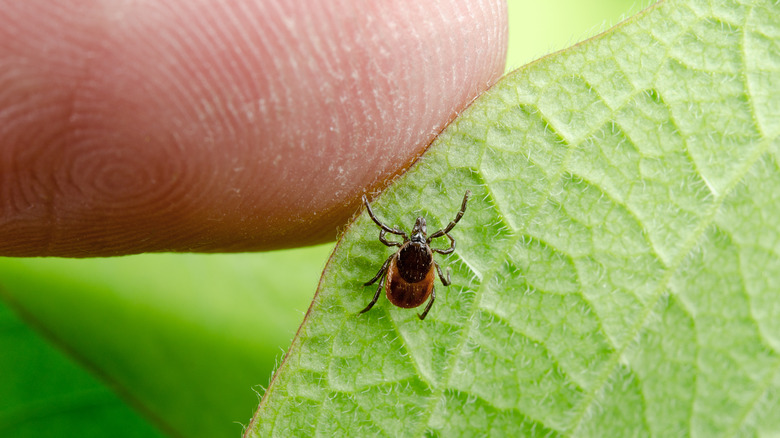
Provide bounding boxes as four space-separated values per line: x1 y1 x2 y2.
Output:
411 217 427 243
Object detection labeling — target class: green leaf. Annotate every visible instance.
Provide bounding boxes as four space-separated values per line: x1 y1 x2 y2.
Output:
0 299 165 438
248 0 780 436
0 247 329 438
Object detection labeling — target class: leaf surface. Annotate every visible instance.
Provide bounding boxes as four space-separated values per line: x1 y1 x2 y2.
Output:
0 299 165 438
248 0 780 436
0 247 328 438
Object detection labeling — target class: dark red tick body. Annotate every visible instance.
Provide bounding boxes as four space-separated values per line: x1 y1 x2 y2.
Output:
360 191 471 320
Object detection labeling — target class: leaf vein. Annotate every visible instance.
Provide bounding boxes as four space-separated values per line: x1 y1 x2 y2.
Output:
567 132 777 434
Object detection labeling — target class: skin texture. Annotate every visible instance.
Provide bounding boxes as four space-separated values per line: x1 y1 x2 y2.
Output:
0 0 507 256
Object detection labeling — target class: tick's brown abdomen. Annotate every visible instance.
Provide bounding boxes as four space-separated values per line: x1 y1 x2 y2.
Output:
385 255 435 308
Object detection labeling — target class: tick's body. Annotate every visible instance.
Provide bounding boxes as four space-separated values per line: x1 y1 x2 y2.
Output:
361 191 470 320
385 242 435 308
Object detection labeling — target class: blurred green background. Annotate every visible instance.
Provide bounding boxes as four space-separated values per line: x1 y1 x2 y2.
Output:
0 1 645 437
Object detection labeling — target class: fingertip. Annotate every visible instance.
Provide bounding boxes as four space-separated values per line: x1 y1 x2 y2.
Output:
0 0 507 255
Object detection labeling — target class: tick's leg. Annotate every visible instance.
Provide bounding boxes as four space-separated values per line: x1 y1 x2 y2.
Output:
379 229 403 247
432 232 455 255
419 262 450 320
363 195 408 240
361 255 393 314
418 286 435 320
427 190 470 242
434 261 451 286
361 269 387 315
364 255 393 286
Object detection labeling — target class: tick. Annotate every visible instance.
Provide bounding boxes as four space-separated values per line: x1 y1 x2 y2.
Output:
360 190 471 320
